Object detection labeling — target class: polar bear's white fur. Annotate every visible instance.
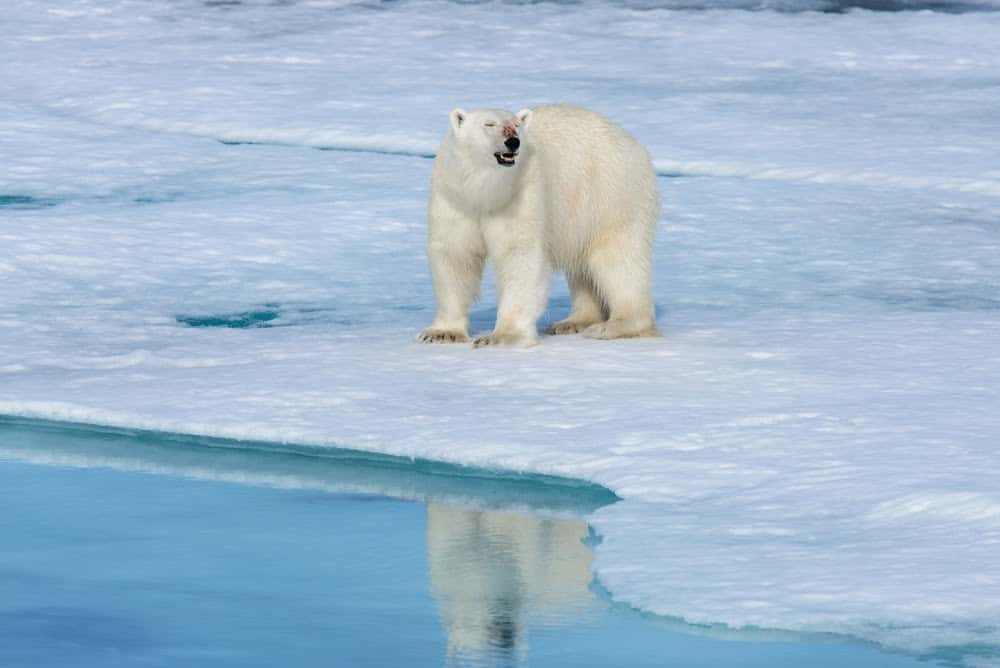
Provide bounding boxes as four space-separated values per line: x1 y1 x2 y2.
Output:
418 104 659 347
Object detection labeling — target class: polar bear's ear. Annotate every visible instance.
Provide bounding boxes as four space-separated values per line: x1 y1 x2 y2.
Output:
516 108 532 127
450 108 467 132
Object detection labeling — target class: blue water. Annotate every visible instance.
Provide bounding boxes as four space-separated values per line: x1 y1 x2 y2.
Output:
0 418 933 667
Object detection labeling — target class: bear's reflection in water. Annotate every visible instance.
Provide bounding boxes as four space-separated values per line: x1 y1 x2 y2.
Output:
426 503 596 664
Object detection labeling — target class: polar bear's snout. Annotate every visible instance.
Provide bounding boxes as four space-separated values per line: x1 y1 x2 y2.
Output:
494 123 521 166
495 136 520 167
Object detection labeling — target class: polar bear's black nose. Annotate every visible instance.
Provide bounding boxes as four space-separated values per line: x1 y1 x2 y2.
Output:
504 137 520 151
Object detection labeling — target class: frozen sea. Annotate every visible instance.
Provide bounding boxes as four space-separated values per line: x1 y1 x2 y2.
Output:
2 0 1000 665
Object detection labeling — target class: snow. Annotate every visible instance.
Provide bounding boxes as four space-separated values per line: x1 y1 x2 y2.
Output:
2 0 1000 662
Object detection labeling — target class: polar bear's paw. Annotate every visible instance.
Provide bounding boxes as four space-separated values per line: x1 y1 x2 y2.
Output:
473 331 539 348
417 328 470 344
582 319 658 340
545 318 600 335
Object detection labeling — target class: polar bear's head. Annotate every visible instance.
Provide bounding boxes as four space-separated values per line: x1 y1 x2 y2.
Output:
448 108 533 168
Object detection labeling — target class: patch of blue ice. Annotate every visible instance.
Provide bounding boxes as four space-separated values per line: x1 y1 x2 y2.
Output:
0 195 59 210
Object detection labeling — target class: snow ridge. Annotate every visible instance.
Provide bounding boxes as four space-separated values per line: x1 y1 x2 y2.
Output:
47 107 1000 195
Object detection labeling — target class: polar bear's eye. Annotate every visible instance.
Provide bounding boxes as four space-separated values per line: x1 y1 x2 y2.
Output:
484 122 497 127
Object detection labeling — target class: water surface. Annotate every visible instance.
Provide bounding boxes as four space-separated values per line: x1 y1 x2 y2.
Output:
0 418 933 667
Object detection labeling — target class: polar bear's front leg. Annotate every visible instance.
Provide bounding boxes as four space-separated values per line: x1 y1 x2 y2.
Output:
418 244 484 344
474 222 548 348
418 204 486 344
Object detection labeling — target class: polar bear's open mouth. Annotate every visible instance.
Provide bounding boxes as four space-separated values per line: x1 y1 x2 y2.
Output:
494 151 517 167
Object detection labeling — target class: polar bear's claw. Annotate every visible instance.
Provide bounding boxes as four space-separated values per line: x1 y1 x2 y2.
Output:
545 319 598 335
418 328 470 344
582 319 658 340
473 333 505 348
473 332 538 348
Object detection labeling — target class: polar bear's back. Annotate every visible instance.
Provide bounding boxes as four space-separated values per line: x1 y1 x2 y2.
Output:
527 105 659 270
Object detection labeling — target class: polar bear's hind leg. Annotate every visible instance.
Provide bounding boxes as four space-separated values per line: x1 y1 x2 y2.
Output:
583 236 657 340
545 270 606 335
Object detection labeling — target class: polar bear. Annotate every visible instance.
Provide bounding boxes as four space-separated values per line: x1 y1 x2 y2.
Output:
417 104 659 347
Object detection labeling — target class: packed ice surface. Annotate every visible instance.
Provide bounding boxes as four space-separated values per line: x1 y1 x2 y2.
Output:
2 0 1000 662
